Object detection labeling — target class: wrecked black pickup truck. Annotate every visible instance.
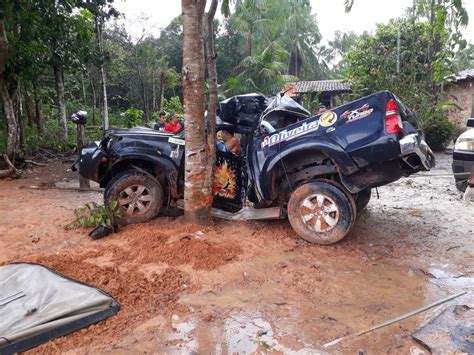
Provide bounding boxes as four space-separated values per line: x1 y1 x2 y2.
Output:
72 91 435 244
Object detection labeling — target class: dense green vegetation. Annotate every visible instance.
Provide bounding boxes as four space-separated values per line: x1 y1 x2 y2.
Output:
0 0 471 160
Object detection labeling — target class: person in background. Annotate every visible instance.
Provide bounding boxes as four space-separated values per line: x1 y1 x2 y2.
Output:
154 111 167 131
317 105 327 114
164 112 182 134
220 128 241 155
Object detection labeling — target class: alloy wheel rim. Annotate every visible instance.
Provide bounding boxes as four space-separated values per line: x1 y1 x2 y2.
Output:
118 184 153 215
299 193 339 232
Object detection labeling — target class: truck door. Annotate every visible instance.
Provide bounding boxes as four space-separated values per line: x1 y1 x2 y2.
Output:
212 151 244 213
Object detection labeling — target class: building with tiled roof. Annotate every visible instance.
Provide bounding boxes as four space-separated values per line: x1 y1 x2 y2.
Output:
284 80 352 112
444 69 474 126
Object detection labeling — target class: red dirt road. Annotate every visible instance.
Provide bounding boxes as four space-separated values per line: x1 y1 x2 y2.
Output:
0 154 472 353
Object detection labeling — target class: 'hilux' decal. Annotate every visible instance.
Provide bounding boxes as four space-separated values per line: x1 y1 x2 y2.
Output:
261 120 320 149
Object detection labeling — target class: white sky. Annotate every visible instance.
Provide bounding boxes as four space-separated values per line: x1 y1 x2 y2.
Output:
113 0 474 44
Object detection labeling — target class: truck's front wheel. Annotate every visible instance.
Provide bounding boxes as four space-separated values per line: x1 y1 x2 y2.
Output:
288 180 356 245
105 171 164 226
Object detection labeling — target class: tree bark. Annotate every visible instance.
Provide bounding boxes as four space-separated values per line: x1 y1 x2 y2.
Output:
204 0 218 208
182 0 211 225
0 16 18 161
76 124 90 189
152 70 156 112
81 71 87 105
95 18 109 129
89 67 97 126
100 63 109 128
25 89 36 128
0 154 21 179
246 25 253 56
34 86 45 134
15 85 24 149
53 64 68 140
0 73 18 161
159 72 165 111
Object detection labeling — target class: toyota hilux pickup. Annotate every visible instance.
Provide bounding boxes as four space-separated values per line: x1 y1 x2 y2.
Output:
72 91 435 244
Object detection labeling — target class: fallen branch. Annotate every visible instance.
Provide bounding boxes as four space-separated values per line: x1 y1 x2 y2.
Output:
37 147 57 158
0 154 22 179
24 159 48 167
20 185 102 192
323 291 467 348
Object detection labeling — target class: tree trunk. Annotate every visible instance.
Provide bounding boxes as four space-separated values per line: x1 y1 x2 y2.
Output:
0 73 18 161
90 68 97 126
204 0 218 207
0 16 18 161
76 124 90 189
159 72 165 111
246 25 253 56
100 62 109 129
53 64 68 140
25 89 36 128
152 70 156 112
182 0 211 225
15 86 24 149
34 86 45 134
81 71 87 105
95 18 109 129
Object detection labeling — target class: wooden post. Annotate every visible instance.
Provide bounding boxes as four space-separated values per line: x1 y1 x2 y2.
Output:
76 124 90 189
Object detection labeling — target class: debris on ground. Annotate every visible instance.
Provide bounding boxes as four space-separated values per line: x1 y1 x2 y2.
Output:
412 305 474 354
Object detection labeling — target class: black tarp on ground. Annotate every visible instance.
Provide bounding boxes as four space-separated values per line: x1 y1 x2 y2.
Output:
0 263 120 354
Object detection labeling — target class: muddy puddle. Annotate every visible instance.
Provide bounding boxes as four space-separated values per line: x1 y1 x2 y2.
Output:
129 249 472 353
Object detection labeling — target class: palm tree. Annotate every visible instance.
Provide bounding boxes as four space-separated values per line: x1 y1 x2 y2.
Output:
153 55 179 111
225 44 296 96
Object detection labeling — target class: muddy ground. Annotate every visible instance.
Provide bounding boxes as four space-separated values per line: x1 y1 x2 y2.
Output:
0 153 472 354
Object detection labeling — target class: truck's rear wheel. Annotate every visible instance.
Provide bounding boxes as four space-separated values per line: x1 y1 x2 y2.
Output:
105 171 163 226
288 180 356 245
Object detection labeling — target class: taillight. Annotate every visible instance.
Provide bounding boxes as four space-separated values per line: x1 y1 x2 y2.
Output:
385 99 404 134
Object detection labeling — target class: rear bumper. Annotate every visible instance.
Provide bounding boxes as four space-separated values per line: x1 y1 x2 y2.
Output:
399 133 435 171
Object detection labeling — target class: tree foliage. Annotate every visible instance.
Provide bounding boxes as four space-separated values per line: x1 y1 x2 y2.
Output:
344 18 457 150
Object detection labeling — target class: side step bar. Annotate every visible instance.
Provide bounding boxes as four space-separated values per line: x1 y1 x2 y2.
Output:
176 200 284 221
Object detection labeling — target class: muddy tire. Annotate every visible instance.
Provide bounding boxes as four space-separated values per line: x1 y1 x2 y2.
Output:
105 171 164 226
288 180 356 245
355 188 371 212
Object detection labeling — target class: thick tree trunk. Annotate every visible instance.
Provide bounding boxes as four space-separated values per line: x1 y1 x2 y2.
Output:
53 64 68 140
182 0 211 225
0 73 18 161
204 0 218 204
34 86 45 134
0 16 18 161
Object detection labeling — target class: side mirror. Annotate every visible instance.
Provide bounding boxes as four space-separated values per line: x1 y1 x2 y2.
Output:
70 111 87 125
467 118 474 128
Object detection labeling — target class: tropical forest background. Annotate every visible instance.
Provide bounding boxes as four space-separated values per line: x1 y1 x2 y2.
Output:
0 0 472 158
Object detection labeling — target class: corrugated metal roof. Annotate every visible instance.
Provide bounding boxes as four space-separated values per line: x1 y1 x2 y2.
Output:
295 80 352 93
450 68 474 83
